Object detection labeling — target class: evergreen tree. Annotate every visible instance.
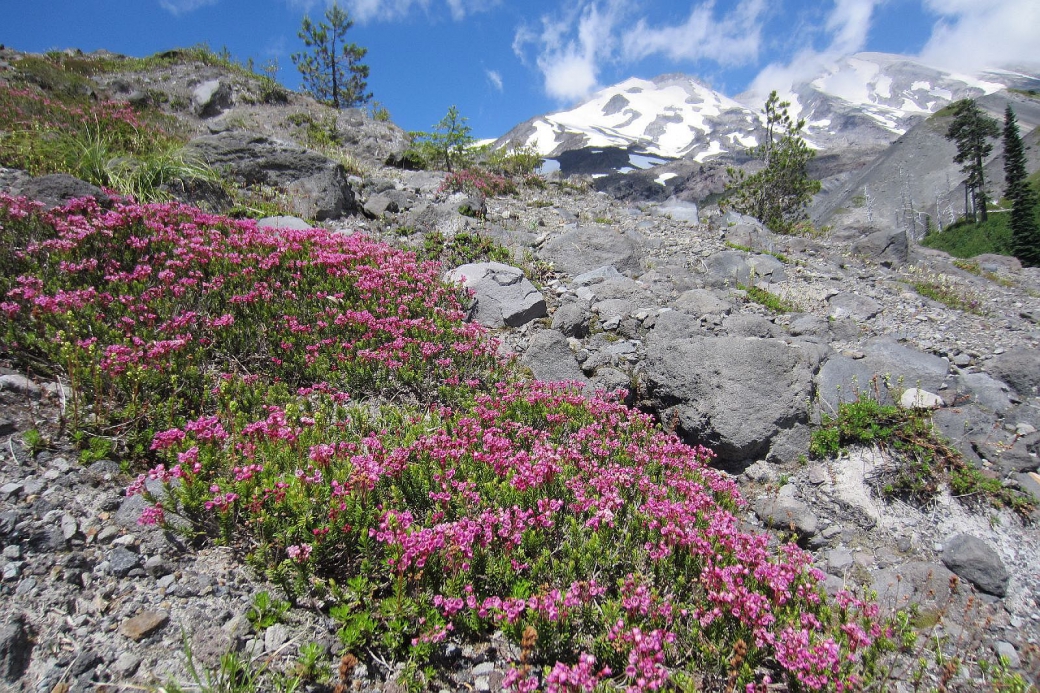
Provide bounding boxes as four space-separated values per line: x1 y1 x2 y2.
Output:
291 3 371 109
945 99 1000 223
407 106 474 172
724 91 821 234
1003 104 1040 266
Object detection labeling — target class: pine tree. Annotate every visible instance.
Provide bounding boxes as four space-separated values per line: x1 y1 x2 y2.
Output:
1004 104 1040 266
291 3 371 109
724 91 821 234
406 105 475 172
945 99 1000 223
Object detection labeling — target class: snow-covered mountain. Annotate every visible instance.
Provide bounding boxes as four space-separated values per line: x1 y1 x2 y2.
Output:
778 53 1009 150
496 52 1037 168
499 73 759 162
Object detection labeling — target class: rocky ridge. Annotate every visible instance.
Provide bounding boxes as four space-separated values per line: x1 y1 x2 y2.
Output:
1 47 1040 691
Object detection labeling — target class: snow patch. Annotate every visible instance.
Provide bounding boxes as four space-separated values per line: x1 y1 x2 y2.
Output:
731 133 758 148
693 140 725 162
528 121 562 156
629 154 667 169
655 172 678 186
875 75 892 99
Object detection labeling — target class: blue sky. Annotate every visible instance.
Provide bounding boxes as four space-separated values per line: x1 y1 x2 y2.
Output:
4 0 1039 138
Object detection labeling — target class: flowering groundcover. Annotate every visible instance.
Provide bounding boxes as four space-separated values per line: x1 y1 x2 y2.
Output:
0 194 891 691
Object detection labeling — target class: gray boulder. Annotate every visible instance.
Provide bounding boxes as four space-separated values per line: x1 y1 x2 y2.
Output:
184 132 358 221
746 254 787 284
754 487 819 537
975 434 1040 474
0 614 32 683
521 330 589 385
827 293 881 321
723 223 775 252
950 372 1012 415
941 534 1009 597
851 228 908 267
702 251 751 287
362 193 400 217
551 301 591 338
672 289 732 317
539 226 645 276
814 340 949 416
815 354 885 416
192 79 232 118
446 263 546 328
860 338 949 393
932 405 997 466
650 310 706 340
257 216 312 230
872 562 957 612
15 173 110 209
643 335 818 464
986 348 1040 397
721 315 782 338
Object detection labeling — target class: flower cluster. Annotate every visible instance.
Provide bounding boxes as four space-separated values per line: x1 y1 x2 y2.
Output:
440 168 518 197
135 377 887 691
1 191 892 691
1 194 505 448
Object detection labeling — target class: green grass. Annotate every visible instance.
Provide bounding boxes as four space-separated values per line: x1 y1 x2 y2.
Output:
724 241 790 264
0 51 297 214
910 276 985 314
811 396 1034 515
736 283 798 313
921 214 1015 258
922 175 1040 259
952 259 1015 287
1009 88 1040 101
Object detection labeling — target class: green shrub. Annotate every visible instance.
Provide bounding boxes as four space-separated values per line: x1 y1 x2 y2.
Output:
811 396 1034 514
485 144 542 177
909 275 984 314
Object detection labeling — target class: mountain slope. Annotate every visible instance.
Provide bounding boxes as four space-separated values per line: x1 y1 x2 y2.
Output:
498 52 1038 174
497 73 759 162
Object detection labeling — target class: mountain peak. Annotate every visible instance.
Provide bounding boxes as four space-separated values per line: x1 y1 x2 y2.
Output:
498 52 1038 166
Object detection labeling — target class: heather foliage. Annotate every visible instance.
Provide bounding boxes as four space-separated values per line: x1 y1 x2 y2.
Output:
1 192 897 691
441 168 518 197
0 194 502 456
141 380 889 691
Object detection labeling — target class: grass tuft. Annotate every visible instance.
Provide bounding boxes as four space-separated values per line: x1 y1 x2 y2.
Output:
811 396 1034 515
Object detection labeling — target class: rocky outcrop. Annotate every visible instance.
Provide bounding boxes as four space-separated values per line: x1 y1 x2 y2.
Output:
643 335 819 465
538 225 645 276
184 132 358 220
520 330 590 385
445 262 547 328
9 174 110 209
942 534 1010 597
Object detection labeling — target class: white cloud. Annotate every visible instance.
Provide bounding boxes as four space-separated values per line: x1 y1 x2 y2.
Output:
287 0 493 22
745 0 882 101
918 0 1040 72
515 0 624 103
159 0 218 15
516 0 769 104
486 69 504 92
621 0 766 66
